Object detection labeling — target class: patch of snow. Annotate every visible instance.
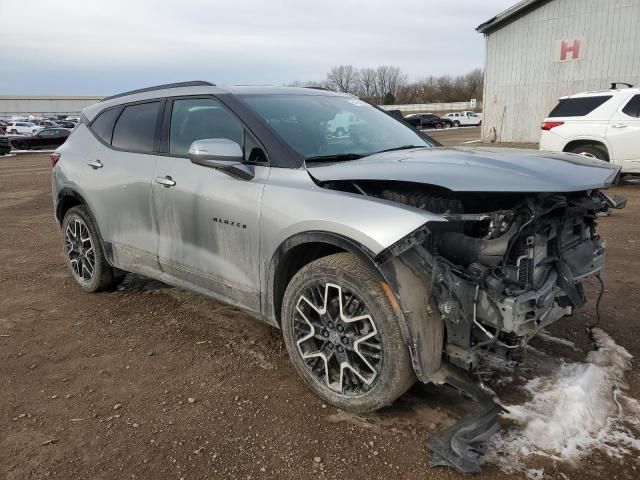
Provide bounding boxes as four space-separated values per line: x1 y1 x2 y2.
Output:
485 328 640 472
527 468 544 480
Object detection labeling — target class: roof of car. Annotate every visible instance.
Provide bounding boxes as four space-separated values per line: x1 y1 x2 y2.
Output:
83 82 351 121
559 86 640 100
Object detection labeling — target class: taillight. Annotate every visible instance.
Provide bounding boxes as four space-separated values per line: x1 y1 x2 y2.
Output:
541 121 564 131
50 152 61 167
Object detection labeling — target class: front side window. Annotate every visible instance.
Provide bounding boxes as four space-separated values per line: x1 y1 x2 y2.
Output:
241 94 430 160
90 107 121 144
548 96 612 117
112 101 161 153
169 98 243 155
622 95 640 118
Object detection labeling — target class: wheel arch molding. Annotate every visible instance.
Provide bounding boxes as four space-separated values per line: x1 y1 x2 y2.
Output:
264 230 436 382
56 189 115 267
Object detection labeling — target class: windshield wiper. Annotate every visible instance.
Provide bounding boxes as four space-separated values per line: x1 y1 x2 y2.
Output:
371 145 427 155
305 153 365 163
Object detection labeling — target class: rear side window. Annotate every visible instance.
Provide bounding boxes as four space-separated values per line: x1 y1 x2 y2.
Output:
91 108 121 144
112 101 161 153
622 95 640 118
548 96 612 117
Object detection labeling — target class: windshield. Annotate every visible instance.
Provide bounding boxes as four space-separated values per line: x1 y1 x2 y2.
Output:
240 94 430 161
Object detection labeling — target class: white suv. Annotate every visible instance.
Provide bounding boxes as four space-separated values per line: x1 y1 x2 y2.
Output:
539 84 640 176
442 111 482 127
5 121 42 135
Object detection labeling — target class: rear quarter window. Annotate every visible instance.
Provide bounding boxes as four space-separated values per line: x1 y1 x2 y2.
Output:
90 108 122 144
548 96 612 117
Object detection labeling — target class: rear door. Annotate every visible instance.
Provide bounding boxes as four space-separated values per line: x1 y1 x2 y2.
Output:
152 96 269 313
606 94 640 170
83 100 162 275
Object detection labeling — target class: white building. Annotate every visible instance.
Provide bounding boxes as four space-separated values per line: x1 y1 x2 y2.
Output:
477 0 640 143
0 96 103 120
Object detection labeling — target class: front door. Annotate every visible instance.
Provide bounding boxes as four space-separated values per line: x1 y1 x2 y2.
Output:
606 94 640 172
151 96 269 313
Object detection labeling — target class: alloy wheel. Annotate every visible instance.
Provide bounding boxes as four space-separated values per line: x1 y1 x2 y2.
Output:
293 282 382 395
65 217 96 283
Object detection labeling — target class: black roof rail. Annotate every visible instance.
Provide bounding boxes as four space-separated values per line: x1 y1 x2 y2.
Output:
303 86 333 91
100 81 215 102
610 82 634 90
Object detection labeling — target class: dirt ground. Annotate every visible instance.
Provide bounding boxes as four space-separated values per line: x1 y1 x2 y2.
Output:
1 151 639 480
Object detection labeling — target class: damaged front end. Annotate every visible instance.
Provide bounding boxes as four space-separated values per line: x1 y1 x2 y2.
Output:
323 179 622 472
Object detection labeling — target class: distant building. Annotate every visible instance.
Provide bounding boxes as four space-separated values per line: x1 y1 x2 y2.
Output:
477 0 640 143
0 96 103 120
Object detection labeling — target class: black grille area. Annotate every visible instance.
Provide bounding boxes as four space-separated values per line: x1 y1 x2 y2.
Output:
381 190 464 214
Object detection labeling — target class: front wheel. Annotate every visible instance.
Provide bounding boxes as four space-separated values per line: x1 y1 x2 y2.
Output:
453 120 461 127
281 253 415 413
62 206 119 292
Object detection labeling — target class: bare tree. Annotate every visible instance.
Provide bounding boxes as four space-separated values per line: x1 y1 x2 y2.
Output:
358 68 378 101
325 65 360 93
374 66 405 100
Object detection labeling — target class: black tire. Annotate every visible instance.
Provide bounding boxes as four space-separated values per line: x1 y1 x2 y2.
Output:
569 144 608 162
335 127 345 137
453 120 461 127
10 129 18 134
17 141 28 150
443 123 451 129
435 123 444 129
281 252 415 413
61 205 118 292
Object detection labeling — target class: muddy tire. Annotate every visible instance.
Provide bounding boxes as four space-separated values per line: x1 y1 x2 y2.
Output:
281 252 415 413
61 206 118 292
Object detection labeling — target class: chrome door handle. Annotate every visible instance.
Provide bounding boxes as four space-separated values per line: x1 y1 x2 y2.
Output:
154 175 176 187
612 123 628 128
87 159 103 169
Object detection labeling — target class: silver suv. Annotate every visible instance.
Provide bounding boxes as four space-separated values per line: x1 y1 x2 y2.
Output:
52 81 620 415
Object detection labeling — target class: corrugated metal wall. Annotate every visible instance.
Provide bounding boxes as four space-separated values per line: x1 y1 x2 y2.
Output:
481 0 640 143
0 96 103 120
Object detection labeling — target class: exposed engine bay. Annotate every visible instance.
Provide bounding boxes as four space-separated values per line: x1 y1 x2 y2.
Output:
325 180 613 371
319 180 627 473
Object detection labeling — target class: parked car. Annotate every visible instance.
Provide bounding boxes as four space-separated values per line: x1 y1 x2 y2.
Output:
0 134 11 155
442 111 482 127
10 128 70 150
326 112 365 136
5 121 42 135
404 113 452 129
539 83 640 176
29 119 61 128
52 82 620 424
55 120 77 129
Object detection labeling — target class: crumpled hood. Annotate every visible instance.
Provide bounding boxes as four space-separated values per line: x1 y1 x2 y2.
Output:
307 147 620 192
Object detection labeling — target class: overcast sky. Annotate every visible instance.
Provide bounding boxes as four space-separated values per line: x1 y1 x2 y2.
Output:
0 0 514 95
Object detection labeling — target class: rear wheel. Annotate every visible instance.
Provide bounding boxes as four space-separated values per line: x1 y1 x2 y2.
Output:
435 123 444 129
281 253 415 413
17 141 28 150
62 206 119 292
569 144 608 162
453 120 461 127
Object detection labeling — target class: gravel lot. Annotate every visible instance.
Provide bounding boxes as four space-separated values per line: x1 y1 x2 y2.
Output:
1 150 639 479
